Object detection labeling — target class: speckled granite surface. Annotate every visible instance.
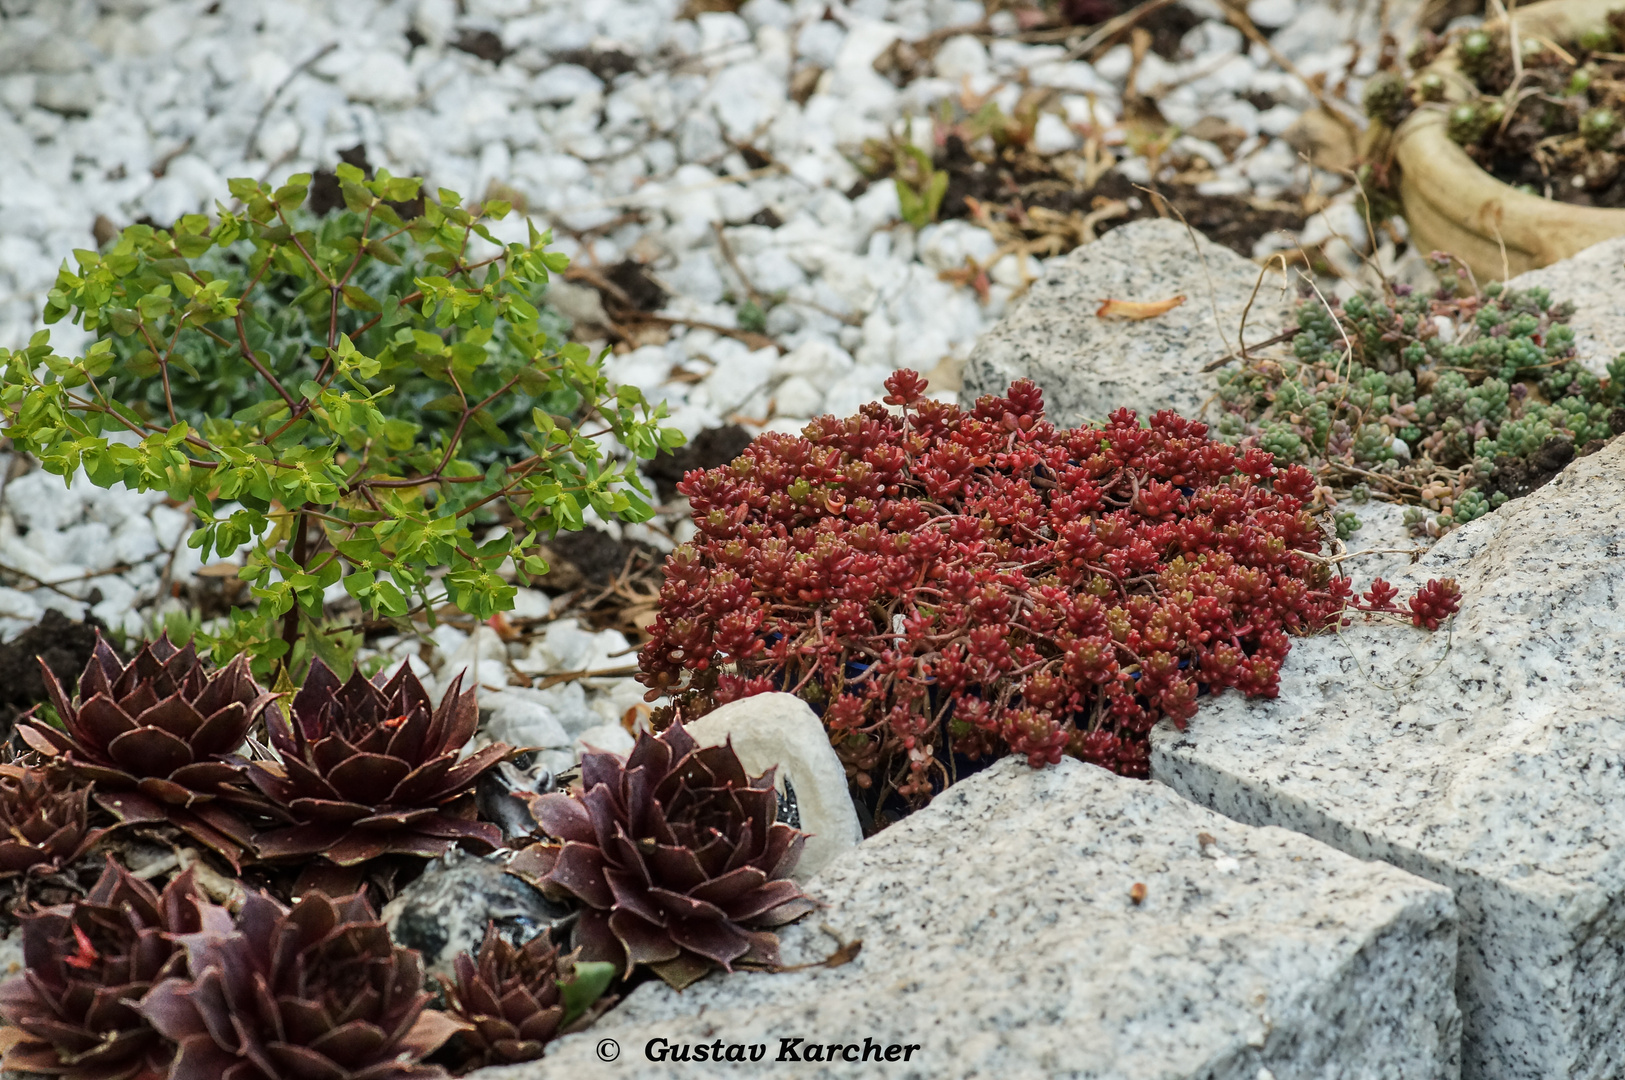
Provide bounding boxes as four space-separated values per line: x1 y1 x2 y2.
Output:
1153 437 1625 1080
483 756 1459 1080
1504 237 1625 378
959 218 1294 427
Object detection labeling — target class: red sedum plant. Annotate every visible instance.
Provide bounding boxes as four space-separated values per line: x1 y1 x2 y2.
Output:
640 372 1458 803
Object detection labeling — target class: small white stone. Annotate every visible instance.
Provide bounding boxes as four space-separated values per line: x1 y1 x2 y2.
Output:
1258 104 1301 136
428 623 469 665
413 0 457 47
34 74 98 116
0 587 42 623
1246 0 1297 29
683 693 862 880
740 0 793 28
773 374 825 418
510 587 551 619
340 52 418 106
481 689 572 749
1031 112 1078 154
1094 44 1134 82
932 35 988 80
575 722 635 759
530 64 601 105
916 220 998 273
1029 61 1114 96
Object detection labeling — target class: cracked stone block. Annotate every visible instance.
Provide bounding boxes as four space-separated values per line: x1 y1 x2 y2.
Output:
482 756 1459 1079
1153 437 1625 1080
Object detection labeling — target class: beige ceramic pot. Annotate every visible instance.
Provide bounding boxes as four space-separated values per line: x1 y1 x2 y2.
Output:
1393 0 1625 280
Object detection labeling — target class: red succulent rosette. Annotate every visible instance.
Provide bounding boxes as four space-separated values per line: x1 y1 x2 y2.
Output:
0 858 225 1080
0 761 106 880
141 887 463 1080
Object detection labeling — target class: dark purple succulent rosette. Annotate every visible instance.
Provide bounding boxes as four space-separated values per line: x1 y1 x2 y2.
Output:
440 923 611 1069
0 762 107 878
141 888 463 1080
247 659 511 868
515 723 815 990
0 858 224 1080
23 636 276 869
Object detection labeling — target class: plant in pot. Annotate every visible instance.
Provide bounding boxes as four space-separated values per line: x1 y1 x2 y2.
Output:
1371 0 1625 280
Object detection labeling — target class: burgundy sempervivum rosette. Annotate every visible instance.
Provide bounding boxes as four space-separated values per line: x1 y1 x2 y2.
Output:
0 858 226 1080
140 888 464 1080
440 924 612 1068
516 724 814 989
22 637 275 868
247 660 511 868
0 761 106 881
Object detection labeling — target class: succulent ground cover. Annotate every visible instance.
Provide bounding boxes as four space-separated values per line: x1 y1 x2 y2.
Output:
1214 275 1625 537
638 371 1459 817
1371 11 1625 206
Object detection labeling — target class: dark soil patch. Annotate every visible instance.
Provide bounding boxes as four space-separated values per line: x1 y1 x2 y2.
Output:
1050 0 1200 58
548 529 644 589
0 610 109 735
308 144 425 220
554 47 638 82
1110 181 1304 256
603 259 668 313
933 133 1303 258
1486 430 1623 501
452 29 508 63
646 423 755 502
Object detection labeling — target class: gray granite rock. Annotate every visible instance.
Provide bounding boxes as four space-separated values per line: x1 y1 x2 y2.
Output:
960 218 1293 426
1503 236 1625 377
481 756 1460 1080
1152 436 1625 1080
380 849 570 980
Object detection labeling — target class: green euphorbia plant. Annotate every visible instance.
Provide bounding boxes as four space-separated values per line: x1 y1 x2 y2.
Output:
0 166 683 678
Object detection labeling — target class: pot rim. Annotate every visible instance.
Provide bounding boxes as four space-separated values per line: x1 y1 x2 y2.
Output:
1391 0 1625 274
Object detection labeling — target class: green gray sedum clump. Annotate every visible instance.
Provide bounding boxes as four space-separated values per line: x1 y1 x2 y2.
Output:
1213 280 1624 534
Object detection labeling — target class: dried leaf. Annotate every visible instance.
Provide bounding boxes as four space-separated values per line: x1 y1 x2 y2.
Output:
1096 295 1187 320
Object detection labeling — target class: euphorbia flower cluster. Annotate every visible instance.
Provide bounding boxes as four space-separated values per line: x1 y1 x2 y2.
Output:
638 372 1457 804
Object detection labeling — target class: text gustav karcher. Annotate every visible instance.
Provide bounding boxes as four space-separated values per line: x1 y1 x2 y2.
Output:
645 1037 922 1063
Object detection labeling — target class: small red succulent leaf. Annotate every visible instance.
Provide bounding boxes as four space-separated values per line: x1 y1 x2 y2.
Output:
607 909 685 969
